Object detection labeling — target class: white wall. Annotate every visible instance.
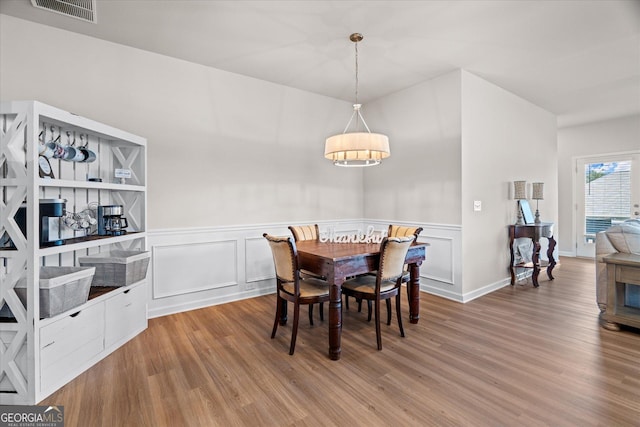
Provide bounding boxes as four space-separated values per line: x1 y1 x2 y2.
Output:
557 115 640 255
460 71 557 297
0 15 362 229
363 71 462 225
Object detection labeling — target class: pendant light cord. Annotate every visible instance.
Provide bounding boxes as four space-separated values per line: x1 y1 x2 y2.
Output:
355 39 359 106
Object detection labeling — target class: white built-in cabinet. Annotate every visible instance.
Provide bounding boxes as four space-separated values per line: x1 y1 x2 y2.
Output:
0 101 148 404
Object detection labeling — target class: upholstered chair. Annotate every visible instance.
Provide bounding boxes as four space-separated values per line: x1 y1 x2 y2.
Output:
288 224 327 324
341 236 414 350
356 224 422 318
388 224 424 240
595 219 640 328
264 234 330 355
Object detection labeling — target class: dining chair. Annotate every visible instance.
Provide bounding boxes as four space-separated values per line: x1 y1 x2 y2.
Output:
288 224 326 325
341 236 414 350
356 225 423 319
388 224 423 307
264 233 330 355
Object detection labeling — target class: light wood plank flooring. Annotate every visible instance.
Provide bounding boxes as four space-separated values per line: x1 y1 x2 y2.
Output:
43 257 640 426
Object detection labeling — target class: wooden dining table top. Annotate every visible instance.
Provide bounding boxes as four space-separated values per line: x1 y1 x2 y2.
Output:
295 240 427 260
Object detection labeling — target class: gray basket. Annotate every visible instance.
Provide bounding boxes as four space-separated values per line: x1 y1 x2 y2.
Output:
78 250 150 287
14 266 95 318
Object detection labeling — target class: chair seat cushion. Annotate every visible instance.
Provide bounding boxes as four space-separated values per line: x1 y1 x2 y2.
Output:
367 270 409 282
282 277 329 297
342 275 398 294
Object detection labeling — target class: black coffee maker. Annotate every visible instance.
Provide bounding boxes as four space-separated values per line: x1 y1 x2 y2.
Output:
97 205 128 236
13 199 66 247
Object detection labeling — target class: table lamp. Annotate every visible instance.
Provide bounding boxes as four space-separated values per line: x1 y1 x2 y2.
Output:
514 180 527 225
532 182 544 223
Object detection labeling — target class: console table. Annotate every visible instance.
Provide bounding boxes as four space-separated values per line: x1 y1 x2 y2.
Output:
601 253 640 331
508 222 556 287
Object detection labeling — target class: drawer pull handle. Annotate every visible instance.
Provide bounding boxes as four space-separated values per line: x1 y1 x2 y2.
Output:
42 341 55 349
125 303 133 308
70 311 81 318
124 289 131 294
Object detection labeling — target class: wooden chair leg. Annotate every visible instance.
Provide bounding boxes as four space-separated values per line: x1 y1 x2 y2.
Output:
319 302 324 321
367 300 372 321
289 302 300 355
386 299 392 325
271 295 281 338
375 298 382 350
308 304 314 326
358 298 363 312
345 295 350 310
396 294 405 337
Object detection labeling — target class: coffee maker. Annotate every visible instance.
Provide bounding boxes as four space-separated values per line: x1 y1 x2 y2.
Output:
13 199 67 247
97 205 128 236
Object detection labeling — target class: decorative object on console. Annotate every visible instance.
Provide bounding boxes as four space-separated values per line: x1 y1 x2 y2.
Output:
532 182 544 223
324 33 390 167
513 180 527 225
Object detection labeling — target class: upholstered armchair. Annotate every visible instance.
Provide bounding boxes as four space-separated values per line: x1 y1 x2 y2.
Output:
595 219 640 316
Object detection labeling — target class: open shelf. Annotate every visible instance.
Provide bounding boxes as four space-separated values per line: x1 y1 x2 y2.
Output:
38 178 145 192
37 232 144 256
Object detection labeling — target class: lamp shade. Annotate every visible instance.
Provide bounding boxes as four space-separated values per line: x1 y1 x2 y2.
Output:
532 182 544 200
324 132 390 167
513 181 527 200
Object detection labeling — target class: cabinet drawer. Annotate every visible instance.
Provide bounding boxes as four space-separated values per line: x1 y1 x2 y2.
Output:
105 283 147 349
40 302 105 389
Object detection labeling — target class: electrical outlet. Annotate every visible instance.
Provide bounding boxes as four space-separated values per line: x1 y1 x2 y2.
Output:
473 200 482 211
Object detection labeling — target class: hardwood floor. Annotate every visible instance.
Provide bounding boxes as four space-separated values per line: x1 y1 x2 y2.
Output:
42 257 640 426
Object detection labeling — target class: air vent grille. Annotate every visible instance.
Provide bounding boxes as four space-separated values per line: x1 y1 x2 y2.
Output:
31 0 97 23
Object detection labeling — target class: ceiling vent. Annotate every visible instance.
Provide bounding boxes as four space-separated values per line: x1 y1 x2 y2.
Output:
31 0 97 23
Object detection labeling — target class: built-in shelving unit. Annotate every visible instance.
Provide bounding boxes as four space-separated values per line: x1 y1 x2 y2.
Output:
0 101 148 404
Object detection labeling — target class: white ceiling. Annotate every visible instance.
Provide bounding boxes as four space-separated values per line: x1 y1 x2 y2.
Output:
2 0 639 128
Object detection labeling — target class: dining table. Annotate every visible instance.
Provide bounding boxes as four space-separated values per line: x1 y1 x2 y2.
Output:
291 240 428 360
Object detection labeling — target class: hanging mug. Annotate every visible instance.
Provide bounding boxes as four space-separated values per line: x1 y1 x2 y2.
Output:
80 148 97 163
61 145 78 161
69 148 87 162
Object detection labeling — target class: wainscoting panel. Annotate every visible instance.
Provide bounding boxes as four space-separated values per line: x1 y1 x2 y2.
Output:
245 237 275 284
153 240 238 299
416 235 454 285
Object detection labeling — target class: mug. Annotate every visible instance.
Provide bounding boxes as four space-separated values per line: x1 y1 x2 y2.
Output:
69 148 87 162
61 145 77 161
80 148 97 163
44 141 67 159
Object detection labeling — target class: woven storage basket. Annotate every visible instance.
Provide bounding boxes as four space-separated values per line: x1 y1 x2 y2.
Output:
14 266 95 318
79 250 150 287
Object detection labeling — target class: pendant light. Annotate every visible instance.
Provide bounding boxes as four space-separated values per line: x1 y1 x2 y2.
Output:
324 33 390 167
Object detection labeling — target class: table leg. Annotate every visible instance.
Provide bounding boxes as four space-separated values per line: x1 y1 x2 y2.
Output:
509 234 516 286
531 240 541 287
328 279 343 360
409 261 422 324
546 235 556 281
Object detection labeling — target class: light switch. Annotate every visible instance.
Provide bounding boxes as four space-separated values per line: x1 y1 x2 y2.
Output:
473 200 482 211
